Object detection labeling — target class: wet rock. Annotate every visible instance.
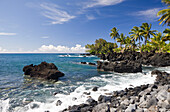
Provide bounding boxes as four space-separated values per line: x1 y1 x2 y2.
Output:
92 103 110 112
83 92 91 95
44 111 50 112
22 98 33 104
151 70 163 76
156 90 168 101
68 105 81 111
125 104 137 112
92 87 98 92
30 103 39 109
148 105 158 112
56 100 62 106
97 60 142 73
135 108 144 112
81 62 87 64
23 62 64 81
98 95 111 103
110 108 117 112
146 96 157 108
81 106 93 112
86 98 97 106
89 62 96 66
72 97 77 101
121 99 130 106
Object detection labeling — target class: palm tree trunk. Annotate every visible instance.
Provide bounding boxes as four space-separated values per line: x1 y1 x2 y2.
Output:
145 36 147 45
139 38 141 52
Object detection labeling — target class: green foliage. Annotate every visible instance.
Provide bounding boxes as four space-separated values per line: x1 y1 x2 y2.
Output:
85 38 117 54
116 33 126 48
140 23 157 45
157 0 170 26
129 26 143 51
110 27 119 42
163 28 170 40
141 44 153 52
86 22 169 54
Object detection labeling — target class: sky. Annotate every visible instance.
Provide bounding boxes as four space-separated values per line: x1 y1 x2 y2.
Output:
0 0 169 53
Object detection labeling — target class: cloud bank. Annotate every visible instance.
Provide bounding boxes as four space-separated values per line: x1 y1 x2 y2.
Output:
37 44 86 53
0 44 86 53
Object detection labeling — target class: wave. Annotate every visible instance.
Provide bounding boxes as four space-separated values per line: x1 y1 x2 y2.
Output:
58 54 96 58
0 70 158 112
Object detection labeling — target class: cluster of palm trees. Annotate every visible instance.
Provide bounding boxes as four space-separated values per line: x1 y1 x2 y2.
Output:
110 23 169 52
109 0 170 53
86 0 170 54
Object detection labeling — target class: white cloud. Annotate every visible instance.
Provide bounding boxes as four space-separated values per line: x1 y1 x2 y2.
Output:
40 3 76 24
0 47 7 52
84 0 124 8
135 8 161 20
86 15 96 20
0 44 86 53
37 44 86 53
0 32 16 36
41 36 49 39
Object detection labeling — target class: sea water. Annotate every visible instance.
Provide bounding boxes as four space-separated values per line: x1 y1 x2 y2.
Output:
0 53 169 112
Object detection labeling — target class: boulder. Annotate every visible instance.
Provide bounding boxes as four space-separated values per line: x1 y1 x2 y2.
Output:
89 62 96 66
92 103 110 112
81 62 87 64
92 87 98 92
23 62 64 81
97 61 142 73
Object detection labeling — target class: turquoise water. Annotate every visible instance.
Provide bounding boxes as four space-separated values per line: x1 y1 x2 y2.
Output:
0 54 169 112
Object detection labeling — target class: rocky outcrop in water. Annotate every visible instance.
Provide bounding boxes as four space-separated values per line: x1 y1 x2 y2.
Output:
62 70 170 112
80 62 96 66
23 62 64 81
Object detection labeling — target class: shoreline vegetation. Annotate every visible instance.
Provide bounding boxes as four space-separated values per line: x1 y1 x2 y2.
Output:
60 1 170 112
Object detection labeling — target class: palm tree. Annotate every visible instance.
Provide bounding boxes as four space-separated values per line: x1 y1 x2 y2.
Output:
163 28 170 41
124 36 132 50
162 0 170 5
116 33 126 48
129 26 143 51
140 23 157 45
150 32 166 52
157 0 170 26
110 27 120 42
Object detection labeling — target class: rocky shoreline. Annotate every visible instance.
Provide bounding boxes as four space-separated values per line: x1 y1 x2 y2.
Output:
97 51 170 73
61 70 170 112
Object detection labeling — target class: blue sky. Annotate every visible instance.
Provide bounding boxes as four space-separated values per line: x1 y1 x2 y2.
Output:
0 0 168 53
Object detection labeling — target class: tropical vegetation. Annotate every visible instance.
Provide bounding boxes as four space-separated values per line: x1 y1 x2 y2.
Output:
86 23 170 54
86 0 170 54
157 0 170 26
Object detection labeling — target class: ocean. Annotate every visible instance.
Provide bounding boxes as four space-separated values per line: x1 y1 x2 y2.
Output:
0 53 169 112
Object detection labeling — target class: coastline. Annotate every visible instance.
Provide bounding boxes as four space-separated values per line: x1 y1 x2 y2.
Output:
0 53 170 112
62 70 170 112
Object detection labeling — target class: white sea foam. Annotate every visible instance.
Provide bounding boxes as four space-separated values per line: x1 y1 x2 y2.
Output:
17 71 156 112
157 66 170 73
0 99 10 112
58 54 96 58
1 67 169 112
